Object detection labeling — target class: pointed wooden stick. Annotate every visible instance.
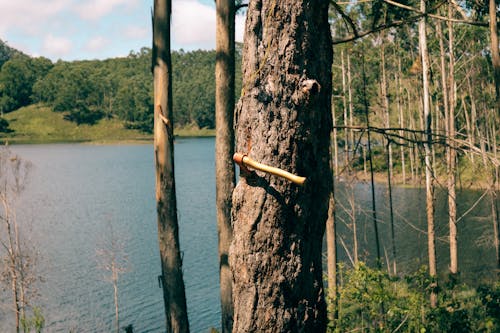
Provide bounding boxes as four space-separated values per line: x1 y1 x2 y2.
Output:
233 153 306 186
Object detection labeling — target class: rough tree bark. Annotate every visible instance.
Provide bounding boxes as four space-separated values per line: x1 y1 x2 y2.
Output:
215 0 236 331
152 1 190 331
419 0 437 307
230 1 332 331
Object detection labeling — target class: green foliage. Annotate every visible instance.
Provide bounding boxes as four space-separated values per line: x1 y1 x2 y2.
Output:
28 47 242 130
0 55 53 113
20 307 45 333
328 263 500 333
0 117 11 133
0 39 24 68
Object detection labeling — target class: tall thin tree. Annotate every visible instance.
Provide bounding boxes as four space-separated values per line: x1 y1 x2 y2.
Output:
419 0 437 307
230 0 332 331
152 1 190 331
215 0 236 331
447 4 458 276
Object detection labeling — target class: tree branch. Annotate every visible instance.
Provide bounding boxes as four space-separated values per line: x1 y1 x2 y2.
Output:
330 0 359 38
382 0 488 27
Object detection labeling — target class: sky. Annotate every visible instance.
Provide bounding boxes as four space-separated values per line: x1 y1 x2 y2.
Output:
0 0 245 61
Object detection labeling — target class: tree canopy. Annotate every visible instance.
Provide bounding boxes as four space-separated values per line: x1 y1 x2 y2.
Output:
0 46 242 132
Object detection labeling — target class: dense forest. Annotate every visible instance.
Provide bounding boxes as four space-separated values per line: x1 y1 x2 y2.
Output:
0 40 241 133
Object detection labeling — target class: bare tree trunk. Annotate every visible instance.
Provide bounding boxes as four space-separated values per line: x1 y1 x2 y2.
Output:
419 0 437 307
215 1 236 331
347 53 354 161
326 193 337 322
396 53 406 185
491 186 500 273
489 0 500 275
113 270 119 333
230 1 332 331
362 53 382 268
332 103 339 176
152 1 190 331
447 4 458 276
341 50 349 168
380 36 397 275
490 0 500 110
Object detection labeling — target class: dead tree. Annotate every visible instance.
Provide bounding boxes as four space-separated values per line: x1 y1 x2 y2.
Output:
152 1 189 331
215 0 236 331
419 0 437 307
230 0 333 331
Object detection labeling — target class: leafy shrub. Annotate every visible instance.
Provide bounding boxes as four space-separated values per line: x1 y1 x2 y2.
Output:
328 263 500 333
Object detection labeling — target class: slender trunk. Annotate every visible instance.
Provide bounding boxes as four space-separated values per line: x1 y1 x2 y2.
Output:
215 1 236 331
448 4 458 276
113 274 119 333
341 50 349 168
326 193 338 322
332 103 339 176
348 184 359 265
466 74 478 155
386 142 397 275
362 53 382 267
490 0 500 110
489 0 500 274
419 0 437 307
230 1 332 331
396 53 406 185
380 38 396 275
2 197 20 333
153 1 190 331
492 188 500 273
347 53 354 161
362 145 367 178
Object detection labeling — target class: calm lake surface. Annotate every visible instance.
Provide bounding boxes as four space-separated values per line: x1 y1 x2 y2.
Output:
2 138 497 332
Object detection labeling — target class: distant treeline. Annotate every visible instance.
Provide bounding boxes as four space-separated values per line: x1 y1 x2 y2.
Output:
0 41 242 132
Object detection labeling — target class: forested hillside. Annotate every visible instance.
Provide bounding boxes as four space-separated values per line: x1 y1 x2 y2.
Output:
0 44 242 134
329 1 498 183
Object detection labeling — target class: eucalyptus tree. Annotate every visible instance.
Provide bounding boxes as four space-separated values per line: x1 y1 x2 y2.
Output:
215 0 236 331
230 0 332 331
419 0 437 307
152 0 189 331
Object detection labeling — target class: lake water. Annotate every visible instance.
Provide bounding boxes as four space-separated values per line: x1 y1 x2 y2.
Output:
1 138 497 332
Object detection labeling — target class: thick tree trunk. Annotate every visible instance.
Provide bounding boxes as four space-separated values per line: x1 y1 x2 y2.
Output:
215 1 236 332
152 1 190 332
230 1 332 331
419 0 437 307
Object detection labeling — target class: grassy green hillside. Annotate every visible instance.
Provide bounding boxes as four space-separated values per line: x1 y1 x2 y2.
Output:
0 105 214 144
0 105 152 144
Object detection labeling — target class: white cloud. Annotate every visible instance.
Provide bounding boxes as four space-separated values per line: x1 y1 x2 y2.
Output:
0 0 71 35
76 0 139 20
172 0 215 49
170 1 245 50
42 34 73 58
85 36 108 52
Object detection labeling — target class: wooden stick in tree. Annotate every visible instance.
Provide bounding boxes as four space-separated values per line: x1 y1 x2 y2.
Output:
233 153 306 186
